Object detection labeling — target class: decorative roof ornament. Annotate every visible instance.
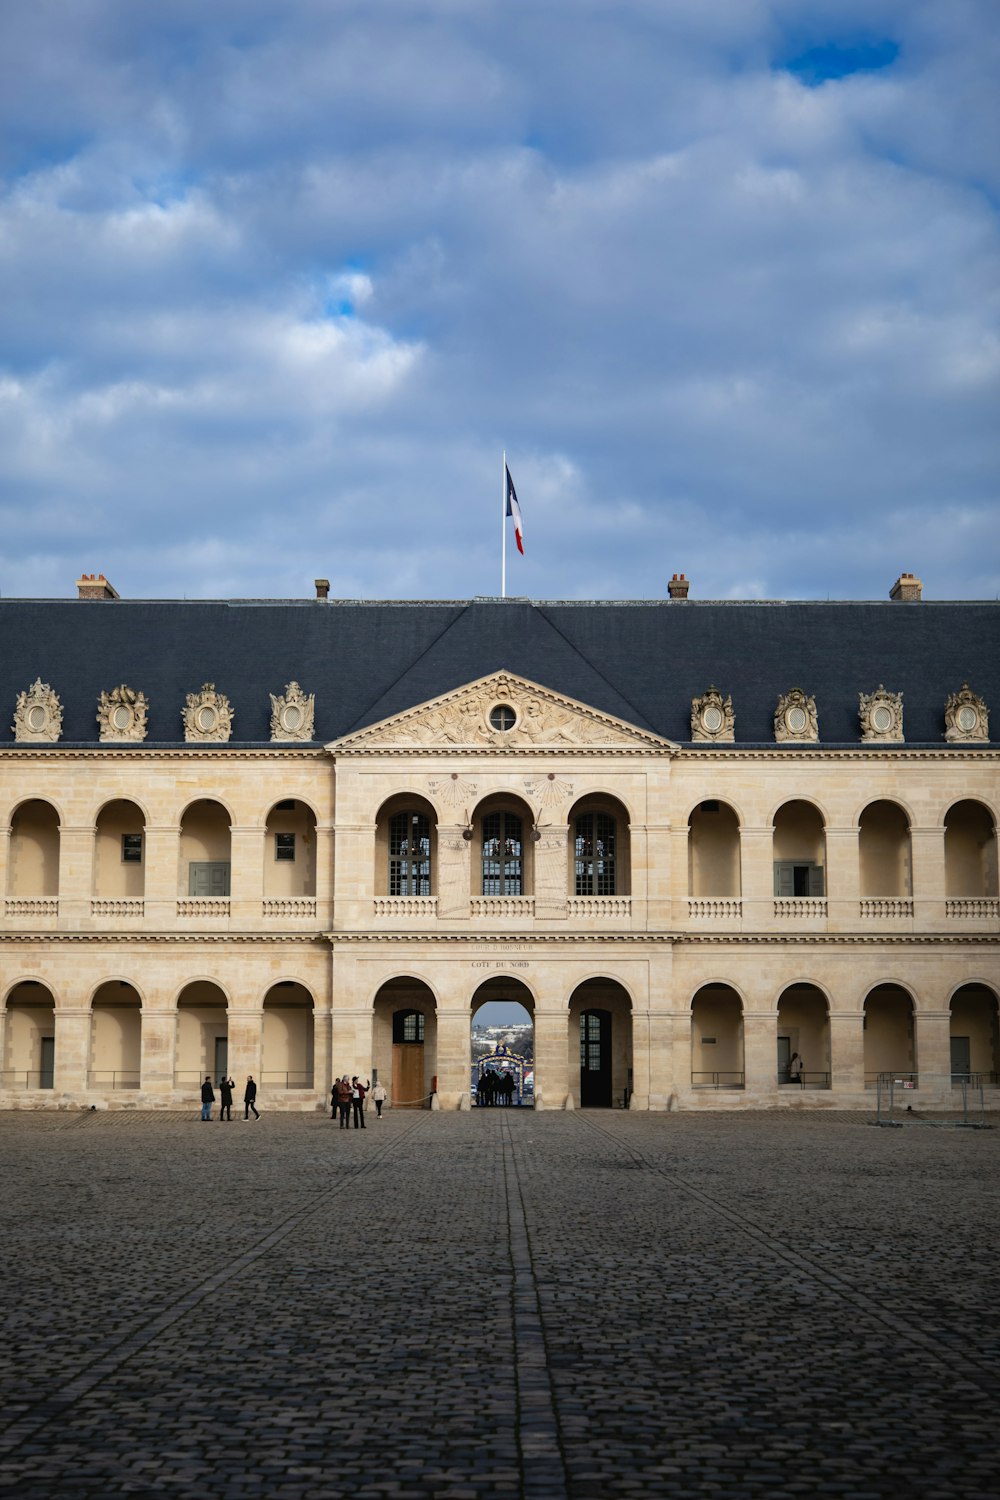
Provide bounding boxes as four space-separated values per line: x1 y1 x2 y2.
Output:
774 688 818 744
183 683 233 743
944 684 989 744
859 686 903 743
13 679 63 743
97 684 149 743
691 685 735 743
270 681 315 742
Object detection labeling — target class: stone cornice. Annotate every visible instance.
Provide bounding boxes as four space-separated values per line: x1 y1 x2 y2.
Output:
0 746 326 761
1 928 994 948
677 746 999 761
330 744 669 758
0 932 327 945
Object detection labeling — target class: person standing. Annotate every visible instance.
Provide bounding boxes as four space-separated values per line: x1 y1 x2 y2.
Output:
371 1079 387 1118
218 1075 235 1121
200 1076 215 1121
244 1075 260 1120
351 1075 369 1129
336 1075 352 1129
789 1052 804 1088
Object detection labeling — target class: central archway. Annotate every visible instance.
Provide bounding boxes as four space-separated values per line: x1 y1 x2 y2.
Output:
471 977 534 1107
372 978 437 1109
569 978 633 1108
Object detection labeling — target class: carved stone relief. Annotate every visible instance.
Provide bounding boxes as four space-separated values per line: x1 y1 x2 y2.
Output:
859 686 903 743
774 688 818 744
12 679 63 744
97 684 149 743
183 683 233 743
436 833 472 919
270 681 315 742
944 683 989 744
691 685 735 743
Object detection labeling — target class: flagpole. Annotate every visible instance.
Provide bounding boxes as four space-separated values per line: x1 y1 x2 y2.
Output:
501 449 507 598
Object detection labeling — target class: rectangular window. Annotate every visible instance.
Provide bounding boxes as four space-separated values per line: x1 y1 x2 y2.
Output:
121 834 143 864
275 833 296 862
773 861 825 897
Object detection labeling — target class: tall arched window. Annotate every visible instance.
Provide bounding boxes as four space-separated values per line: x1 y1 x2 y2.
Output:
389 811 431 896
482 810 523 895
575 812 617 896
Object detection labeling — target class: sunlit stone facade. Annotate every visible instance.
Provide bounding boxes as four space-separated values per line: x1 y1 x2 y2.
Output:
1 584 997 1110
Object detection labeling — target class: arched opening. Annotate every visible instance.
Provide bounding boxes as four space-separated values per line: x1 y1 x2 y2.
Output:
691 984 744 1089
4 981 55 1089
7 800 60 898
776 984 830 1089
944 801 998 898
569 979 632 1108
263 801 317 899
859 801 911 897
473 794 534 898
863 984 915 1087
175 981 228 1088
688 800 741 896
949 985 999 1086
94 801 146 900
373 978 437 1109
90 981 141 1089
472 977 534 1107
569 795 631 897
179 800 231 898
262 982 314 1089
773 800 826 897
375 794 436 897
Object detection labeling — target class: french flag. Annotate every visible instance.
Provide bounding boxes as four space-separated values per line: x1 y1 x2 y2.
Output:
505 464 524 555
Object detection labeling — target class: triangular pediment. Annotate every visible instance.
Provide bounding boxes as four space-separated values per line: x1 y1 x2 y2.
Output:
328 672 676 753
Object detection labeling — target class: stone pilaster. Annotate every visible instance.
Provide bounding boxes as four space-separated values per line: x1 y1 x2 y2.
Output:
629 1008 650 1109
143 825 179 925
825 826 860 932
535 1009 570 1109
916 1009 953 1104
740 826 774 929
227 1008 263 1087
140 1009 178 1092
313 1008 333 1097
436 826 471 921
229 827 264 925
911 826 947 929
53 1007 90 1093
435 1006 472 1108
58 826 95 925
668 1008 692 1098
743 1010 779 1099
829 1011 865 1094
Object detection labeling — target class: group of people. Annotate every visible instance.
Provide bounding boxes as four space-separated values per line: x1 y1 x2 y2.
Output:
200 1075 260 1120
476 1068 516 1106
330 1075 388 1128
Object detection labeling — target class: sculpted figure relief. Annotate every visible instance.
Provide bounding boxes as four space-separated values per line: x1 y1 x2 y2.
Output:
13 679 63 743
270 681 315 742
859 686 903 743
183 683 234 743
774 688 819 744
691 686 735 743
944 683 989 743
97 684 149 743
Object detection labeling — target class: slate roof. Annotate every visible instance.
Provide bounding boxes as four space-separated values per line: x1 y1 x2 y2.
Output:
0 596 997 748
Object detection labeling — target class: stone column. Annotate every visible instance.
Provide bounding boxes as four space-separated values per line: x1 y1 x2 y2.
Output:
143 825 179 927
825 825 860 932
535 1008 570 1109
229 827 264 927
829 1011 866 1095
645 1010 674 1109
53 1007 90 1094
743 1010 779 1100
330 1008 375 1082
436 1006 472 1109
628 821 649 927
668 1008 693 1099
911 826 947 930
314 826 335 926
916 1009 953 1104
140 1009 178 1094
740 826 774 930
0 826 10 905
227 1008 263 1089
629 1008 650 1110
313 1008 333 1097
58 826 95 926
436 826 471 921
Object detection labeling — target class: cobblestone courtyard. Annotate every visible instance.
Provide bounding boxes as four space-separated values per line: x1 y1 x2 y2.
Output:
0 1107 997 1499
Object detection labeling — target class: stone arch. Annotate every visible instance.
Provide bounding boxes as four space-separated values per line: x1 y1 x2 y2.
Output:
262 981 315 1090
568 977 633 1109
858 800 912 899
90 980 142 1091
688 798 741 898
374 792 438 899
691 983 744 1090
7 799 61 899
471 791 535 898
179 799 232 898
943 800 998 898
863 983 916 1087
776 982 831 1089
4 980 55 1090
263 799 317 899
94 799 147 900
472 976 535 1109
372 977 437 1109
948 983 999 1085
568 793 631 898
175 980 229 1088
772 799 827 898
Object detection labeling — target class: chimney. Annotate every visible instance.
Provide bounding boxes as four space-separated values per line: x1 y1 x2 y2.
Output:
76 572 120 601
668 572 690 600
314 578 330 601
889 572 923 602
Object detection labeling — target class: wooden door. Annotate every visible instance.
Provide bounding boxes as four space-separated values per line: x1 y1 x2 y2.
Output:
392 1043 426 1108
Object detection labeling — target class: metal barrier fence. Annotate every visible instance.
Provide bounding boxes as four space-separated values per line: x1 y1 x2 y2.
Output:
872 1071 994 1129
87 1071 140 1089
0 1070 53 1089
691 1071 745 1089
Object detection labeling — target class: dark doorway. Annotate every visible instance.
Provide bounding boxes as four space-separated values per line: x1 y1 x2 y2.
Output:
580 1009 612 1108
392 1008 426 1108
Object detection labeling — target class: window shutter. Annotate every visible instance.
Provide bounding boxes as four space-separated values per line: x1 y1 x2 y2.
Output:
808 864 825 897
774 863 795 897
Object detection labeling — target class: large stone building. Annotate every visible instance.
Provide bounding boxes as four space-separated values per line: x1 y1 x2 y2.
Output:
1 572 997 1111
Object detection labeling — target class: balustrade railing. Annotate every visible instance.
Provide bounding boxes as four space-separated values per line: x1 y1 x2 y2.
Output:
859 898 913 919
945 898 1000 919
176 899 230 918
262 898 317 919
91 899 145 918
773 897 828 919
373 896 438 917
687 898 742 919
5 898 58 918
470 896 535 918
566 896 631 918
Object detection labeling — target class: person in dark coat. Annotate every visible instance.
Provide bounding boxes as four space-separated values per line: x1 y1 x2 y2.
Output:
244 1075 259 1120
336 1075 352 1128
218 1076 235 1121
351 1076 369 1129
200 1076 214 1121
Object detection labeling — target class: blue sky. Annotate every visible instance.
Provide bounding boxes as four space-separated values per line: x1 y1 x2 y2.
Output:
1 0 997 603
